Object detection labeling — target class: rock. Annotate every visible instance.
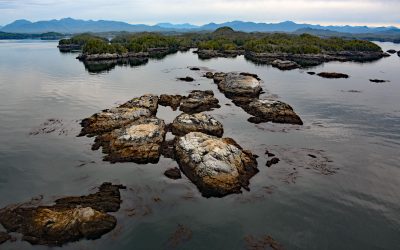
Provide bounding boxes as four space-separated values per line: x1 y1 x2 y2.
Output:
0 232 11 244
387 49 397 54
79 94 158 137
204 72 214 79
317 72 349 79
265 150 275 157
307 71 316 75
266 157 280 167
196 49 243 59
215 72 262 98
245 99 303 125
177 76 194 82
189 67 200 71
239 72 261 80
171 113 224 137
271 59 299 70
398 51 400 57
179 90 220 114
0 183 125 246
159 94 184 111
164 167 182 179
369 79 389 83
174 132 258 197
92 117 166 163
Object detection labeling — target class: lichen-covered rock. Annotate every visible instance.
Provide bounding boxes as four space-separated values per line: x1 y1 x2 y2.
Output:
92 117 166 163
0 232 11 244
244 99 303 125
175 132 258 197
79 94 158 137
0 183 125 246
171 113 224 137
271 59 299 70
180 90 220 114
317 72 349 79
215 72 262 97
159 94 184 111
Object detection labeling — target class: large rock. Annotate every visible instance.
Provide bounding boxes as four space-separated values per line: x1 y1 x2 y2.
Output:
92 117 166 163
175 132 258 197
215 72 262 97
171 113 224 137
0 183 125 246
159 94 184 111
244 99 303 125
271 59 299 70
180 90 220 114
79 94 158 137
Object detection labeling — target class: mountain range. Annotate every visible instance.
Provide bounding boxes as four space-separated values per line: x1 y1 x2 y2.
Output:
1 18 398 34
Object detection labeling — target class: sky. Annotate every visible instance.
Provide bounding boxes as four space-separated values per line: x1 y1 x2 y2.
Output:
0 0 399 27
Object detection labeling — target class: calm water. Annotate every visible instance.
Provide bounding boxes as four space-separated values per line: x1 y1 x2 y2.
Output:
0 40 399 249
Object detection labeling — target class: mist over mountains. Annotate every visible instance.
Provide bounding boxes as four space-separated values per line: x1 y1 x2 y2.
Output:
1 18 398 34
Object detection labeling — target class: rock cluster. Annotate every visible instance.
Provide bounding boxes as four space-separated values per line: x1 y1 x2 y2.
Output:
175 132 258 197
171 113 224 137
0 183 125 246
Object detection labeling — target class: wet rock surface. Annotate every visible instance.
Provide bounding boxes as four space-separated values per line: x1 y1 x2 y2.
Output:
175 132 258 197
317 72 349 79
0 232 11 244
159 94 184 111
171 113 224 137
164 167 182 180
179 90 220 114
0 183 125 246
79 94 158 137
92 117 166 163
271 59 299 70
245 99 303 125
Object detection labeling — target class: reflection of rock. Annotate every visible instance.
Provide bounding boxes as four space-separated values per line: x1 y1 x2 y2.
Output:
171 113 224 137
317 72 349 79
83 57 148 74
159 94 184 111
245 99 303 125
216 72 262 98
164 167 182 180
179 90 220 114
79 95 158 137
175 132 258 197
0 183 125 246
92 117 166 163
369 79 389 83
177 76 194 82
271 59 299 70
0 232 11 245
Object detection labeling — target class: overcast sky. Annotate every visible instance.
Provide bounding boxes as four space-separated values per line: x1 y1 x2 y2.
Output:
0 0 399 27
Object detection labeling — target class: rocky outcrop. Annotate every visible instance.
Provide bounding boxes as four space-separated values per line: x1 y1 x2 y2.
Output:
317 72 349 79
0 183 125 246
77 52 149 61
164 167 182 180
196 49 244 59
171 113 224 137
174 132 258 197
179 90 220 114
369 79 389 83
159 94 184 111
57 44 81 52
215 72 262 98
92 117 166 163
79 94 158 137
271 59 299 70
244 99 303 125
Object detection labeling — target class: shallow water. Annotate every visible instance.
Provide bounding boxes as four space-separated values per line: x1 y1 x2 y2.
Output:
0 40 399 249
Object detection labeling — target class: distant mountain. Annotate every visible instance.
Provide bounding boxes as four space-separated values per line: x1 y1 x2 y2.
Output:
0 18 398 34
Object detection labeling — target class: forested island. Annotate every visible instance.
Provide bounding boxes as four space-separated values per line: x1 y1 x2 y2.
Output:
59 27 389 70
0 31 65 40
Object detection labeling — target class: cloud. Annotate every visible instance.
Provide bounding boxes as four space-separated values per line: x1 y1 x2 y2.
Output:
0 0 399 27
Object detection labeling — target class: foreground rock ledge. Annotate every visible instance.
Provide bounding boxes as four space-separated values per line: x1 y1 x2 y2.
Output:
171 113 224 137
175 132 258 197
0 183 125 246
92 117 166 163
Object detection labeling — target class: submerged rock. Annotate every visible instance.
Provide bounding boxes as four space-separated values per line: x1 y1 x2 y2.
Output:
369 79 390 83
0 232 11 244
271 59 299 70
92 117 166 163
0 183 125 246
159 94 184 111
164 167 182 180
171 113 224 137
177 76 195 82
79 94 158 137
387 49 397 54
180 90 220 114
216 72 262 97
317 72 349 79
245 99 303 125
175 132 258 197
